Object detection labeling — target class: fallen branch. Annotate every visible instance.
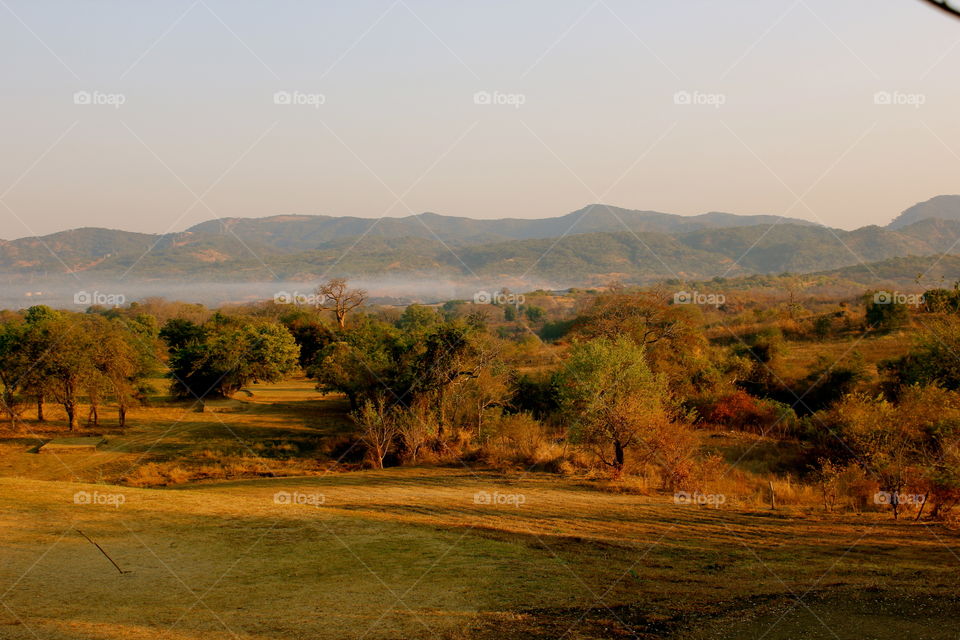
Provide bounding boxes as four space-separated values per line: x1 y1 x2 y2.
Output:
76 529 131 575
919 0 960 19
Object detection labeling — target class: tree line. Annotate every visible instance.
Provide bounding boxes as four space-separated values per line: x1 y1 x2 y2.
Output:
3 278 960 520
0 305 157 429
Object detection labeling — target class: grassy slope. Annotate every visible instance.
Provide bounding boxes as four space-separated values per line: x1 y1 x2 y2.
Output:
2 378 959 639
777 333 910 380
0 379 354 485
2 470 959 639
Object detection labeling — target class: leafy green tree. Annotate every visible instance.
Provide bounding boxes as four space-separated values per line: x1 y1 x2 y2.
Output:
20 305 59 420
397 304 439 333
523 305 546 322
0 319 29 428
167 318 299 399
159 318 205 351
864 291 909 331
922 288 960 313
89 316 158 426
310 317 405 411
280 310 334 369
46 315 98 430
733 327 786 400
409 322 493 434
795 354 868 415
883 318 960 391
311 317 495 436
555 336 671 472
812 314 833 339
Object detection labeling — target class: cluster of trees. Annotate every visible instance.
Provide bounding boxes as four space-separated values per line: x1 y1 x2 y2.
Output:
309 306 503 467
0 306 156 429
818 386 960 519
161 313 299 399
710 291 960 519
295 285 710 485
862 285 960 332
6 276 960 522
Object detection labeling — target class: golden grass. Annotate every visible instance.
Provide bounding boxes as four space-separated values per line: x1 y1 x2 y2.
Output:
2 378 959 638
2 467 960 639
0 378 352 486
776 332 911 380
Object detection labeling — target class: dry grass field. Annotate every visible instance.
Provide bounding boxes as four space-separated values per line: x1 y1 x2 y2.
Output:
1 378 959 639
2 470 960 639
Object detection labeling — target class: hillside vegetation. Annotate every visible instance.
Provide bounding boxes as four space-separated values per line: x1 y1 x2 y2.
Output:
3 197 960 287
3 280 960 638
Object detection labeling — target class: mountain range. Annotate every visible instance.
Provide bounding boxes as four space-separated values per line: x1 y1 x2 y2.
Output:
3 196 960 290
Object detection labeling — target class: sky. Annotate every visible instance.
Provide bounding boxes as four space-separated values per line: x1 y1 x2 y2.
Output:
1 0 959 238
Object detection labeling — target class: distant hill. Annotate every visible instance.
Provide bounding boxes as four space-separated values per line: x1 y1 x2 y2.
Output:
2 199 960 290
0 228 156 274
184 205 818 249
668 253 960 302
888 195 960 229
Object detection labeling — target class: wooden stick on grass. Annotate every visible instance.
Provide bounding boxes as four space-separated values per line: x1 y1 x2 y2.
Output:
76 529 131 575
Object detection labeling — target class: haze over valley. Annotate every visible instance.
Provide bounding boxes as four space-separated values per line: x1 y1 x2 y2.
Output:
4 195 960 308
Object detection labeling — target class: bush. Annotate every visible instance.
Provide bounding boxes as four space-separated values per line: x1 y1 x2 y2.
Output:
477 412 575 472
698 390 796 436
864 291 909 331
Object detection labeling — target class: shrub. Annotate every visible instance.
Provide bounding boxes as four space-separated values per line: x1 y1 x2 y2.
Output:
863 291 909 331
699 390 795 436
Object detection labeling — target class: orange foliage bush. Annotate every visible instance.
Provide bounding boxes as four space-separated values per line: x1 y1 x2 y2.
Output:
699 390 790 436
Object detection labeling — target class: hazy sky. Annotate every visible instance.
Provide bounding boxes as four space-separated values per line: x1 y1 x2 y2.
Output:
2 0 959 238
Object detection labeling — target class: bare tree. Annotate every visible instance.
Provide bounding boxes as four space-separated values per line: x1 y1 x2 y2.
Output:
353 394 397 469
316 278 367 329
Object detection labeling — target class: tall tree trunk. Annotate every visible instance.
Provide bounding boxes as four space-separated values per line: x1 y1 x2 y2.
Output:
1 385 20 431
374 444 385 469
614 439 625 469
65 401 76 430
476 398 483 437
36 395 45 422
437 389 447 439
118 404 127 428
2 399 18 431
915 493 929 521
